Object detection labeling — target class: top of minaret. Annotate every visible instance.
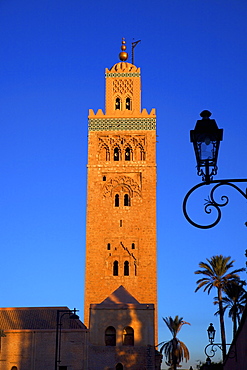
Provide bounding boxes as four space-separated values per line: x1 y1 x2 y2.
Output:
106 38 139 73
119 38 128 61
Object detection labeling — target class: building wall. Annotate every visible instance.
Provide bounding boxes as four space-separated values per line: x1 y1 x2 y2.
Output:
88 303 156 370
223 307 247 370
0 329 88 370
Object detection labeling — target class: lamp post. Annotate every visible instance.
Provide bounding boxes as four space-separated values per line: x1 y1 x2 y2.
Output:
183 110 247 229
204 323 234 363
54 308 79 370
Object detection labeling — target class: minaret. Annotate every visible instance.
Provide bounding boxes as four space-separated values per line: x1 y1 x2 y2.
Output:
84 39 157 341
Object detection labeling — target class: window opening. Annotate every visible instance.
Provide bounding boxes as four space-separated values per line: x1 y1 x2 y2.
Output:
113 261 119 276
124 261 129 276
59 367 67 370
125 147 131 161
115 97 121 110
123 326 134 346
126 97 131 110
114 147 120 161
115 194 119 207
120 220 122 227
107 243 111 250
132 243 135 249
103 176 106 181
116 364 124 370
105 326 116 346
124 194 130 206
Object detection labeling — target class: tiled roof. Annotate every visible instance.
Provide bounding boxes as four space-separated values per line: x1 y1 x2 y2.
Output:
0 307 86 330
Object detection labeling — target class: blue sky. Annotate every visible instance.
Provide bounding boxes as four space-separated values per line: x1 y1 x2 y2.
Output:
1 0 247 368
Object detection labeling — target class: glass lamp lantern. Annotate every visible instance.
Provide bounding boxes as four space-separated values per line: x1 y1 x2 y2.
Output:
207 323 216 344
190 110 223 184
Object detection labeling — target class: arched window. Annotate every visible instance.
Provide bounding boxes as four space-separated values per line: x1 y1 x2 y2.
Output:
123 326 134 346
124 194 130 206
126 97 131 110
114 147 120 161
115 194 120 207
113 261 119 276
11 367 18 370
125 147 131 161
115 97 121 110
131 243 135 249
116 364 124 370
107 243 111 250
124 261 129 276
103 176 106 181
105 326 116 346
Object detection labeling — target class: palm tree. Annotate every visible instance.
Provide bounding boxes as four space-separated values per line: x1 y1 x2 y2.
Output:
214 281 246 337
159 315 190 370
195 255 245 360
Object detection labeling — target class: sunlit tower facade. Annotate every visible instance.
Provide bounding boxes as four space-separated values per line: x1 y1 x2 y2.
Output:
84 39 159 369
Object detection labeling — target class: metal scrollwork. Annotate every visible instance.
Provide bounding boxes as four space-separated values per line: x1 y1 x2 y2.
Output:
183 179 247 229
205 343 236 360
205 343 221 358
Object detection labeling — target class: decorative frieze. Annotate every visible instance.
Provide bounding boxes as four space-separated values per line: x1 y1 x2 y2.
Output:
89 117 156 131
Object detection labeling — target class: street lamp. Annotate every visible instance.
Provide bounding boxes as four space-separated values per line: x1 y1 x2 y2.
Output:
207 323 215 344
204 323 234 362
190 110 223 185
54 308 79 370
183 110 247 229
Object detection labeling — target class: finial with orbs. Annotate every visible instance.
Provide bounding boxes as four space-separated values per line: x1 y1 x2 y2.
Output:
119 38 128 61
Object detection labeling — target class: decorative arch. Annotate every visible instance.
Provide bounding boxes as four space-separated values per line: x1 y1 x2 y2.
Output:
103 176 141 198
99 145 110 161
116 364 124 370
105 326 116 346
136 144 145 161
123 326 134 345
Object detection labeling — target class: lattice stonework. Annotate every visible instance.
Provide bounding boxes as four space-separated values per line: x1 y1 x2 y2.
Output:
105 72 140 78
113 79 133 95
89 118 156 131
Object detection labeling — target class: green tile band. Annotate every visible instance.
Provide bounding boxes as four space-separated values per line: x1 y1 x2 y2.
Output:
105 72 140 78
89 117 156 131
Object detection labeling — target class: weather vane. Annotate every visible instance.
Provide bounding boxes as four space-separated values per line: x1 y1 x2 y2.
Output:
131 39 141 64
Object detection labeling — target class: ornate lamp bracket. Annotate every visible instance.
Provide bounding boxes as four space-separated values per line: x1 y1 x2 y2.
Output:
183 179 247 229
205 342 236 360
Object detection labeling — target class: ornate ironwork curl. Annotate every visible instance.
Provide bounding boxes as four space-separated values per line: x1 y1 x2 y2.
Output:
183 179 247 229
205 343 221 358
204 343 236 360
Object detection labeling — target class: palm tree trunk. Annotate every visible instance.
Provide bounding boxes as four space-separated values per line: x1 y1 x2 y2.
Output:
218 288 226 360
232 304 237 338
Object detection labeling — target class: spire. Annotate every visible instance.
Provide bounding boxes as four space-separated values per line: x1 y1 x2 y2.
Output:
119 38 128 61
